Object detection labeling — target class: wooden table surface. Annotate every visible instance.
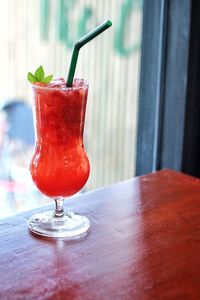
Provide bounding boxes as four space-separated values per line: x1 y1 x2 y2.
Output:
1 169 200 300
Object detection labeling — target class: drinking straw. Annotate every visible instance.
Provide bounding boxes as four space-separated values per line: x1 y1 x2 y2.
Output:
66 20 112 87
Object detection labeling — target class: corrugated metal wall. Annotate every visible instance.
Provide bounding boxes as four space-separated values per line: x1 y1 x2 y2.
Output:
0 0 142 190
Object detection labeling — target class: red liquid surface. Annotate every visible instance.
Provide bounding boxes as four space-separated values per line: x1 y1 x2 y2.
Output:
30 78 90 197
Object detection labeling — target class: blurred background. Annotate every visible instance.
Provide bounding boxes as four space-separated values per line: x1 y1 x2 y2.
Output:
0 0 142 217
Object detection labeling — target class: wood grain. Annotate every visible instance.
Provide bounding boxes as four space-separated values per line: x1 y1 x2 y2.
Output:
1 169 200 300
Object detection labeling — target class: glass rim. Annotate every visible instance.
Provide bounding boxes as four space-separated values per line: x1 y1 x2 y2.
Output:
31 78 89 91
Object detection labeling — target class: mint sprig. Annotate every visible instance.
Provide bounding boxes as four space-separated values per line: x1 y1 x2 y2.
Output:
27 65 53 84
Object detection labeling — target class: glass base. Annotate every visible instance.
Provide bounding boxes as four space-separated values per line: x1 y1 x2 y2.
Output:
27 211 90 238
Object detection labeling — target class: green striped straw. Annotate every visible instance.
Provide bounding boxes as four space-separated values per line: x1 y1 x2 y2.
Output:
66 20 112 87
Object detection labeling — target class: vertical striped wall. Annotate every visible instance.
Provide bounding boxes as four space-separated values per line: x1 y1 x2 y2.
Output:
0 0 142 190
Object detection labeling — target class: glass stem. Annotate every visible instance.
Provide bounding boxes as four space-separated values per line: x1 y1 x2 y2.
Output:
54 198 65 217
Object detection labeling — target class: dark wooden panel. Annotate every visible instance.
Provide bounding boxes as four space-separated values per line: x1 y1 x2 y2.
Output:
136 0 163 175
160 0 191 170
182 0 200 177
1 170 200 299
136 0 192 175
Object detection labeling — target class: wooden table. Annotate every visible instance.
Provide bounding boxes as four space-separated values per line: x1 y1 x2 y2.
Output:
1 169 200 300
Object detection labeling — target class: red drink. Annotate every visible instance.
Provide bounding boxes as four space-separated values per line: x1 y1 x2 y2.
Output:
27 19 112 238
30 78 90 198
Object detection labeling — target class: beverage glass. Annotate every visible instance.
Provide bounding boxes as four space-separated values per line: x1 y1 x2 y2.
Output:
27 78 90 238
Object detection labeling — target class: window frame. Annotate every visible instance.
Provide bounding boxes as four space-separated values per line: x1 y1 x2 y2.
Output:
136 0 192 175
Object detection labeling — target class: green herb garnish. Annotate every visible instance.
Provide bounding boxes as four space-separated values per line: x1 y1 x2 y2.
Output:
27 65 53 84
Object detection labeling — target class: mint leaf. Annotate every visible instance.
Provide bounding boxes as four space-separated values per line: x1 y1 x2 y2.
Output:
34 65 45 81
27 72 37 83
27 66 53 84
42 74 53 84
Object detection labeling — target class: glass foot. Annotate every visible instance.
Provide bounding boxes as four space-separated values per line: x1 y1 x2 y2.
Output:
27 211 90 238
